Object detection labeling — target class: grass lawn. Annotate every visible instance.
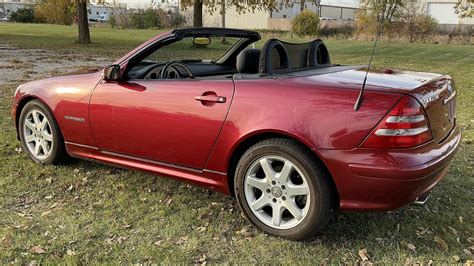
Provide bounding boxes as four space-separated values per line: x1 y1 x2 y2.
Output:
0 23 473 264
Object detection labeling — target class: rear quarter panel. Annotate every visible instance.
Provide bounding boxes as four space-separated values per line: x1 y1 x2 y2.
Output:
205 76 403 173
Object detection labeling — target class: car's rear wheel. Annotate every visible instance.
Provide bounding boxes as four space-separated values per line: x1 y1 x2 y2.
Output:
19 100 67 165
234 138 333 240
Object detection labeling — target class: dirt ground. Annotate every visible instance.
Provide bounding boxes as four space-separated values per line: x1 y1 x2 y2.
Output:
0 45 112 87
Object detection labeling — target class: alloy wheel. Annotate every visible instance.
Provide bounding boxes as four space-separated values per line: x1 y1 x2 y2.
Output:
22 109 54 160
244 155 311 229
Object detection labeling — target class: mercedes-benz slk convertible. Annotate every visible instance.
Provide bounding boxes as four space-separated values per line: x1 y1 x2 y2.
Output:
12 28 460 240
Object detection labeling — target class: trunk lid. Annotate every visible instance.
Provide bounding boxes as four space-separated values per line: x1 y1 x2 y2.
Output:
317 67 457 142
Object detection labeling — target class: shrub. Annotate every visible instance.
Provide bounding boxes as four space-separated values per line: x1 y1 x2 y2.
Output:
319 25 355 38
403 14 438 43
34 0 75 25
10 8 35 23
129 10 146 29
109 15 116 28
292 10 320 37
128 8 185 29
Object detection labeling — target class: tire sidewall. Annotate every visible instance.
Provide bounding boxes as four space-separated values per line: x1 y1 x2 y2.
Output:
19 100 62 164
235 142 327 240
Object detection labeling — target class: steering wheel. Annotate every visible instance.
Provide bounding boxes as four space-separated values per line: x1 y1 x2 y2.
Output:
160 61 194 79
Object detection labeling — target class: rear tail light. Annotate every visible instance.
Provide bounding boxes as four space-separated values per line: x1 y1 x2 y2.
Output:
361 95 432 148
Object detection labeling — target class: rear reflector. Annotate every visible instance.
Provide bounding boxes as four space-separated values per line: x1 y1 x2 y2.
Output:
361 96 432 148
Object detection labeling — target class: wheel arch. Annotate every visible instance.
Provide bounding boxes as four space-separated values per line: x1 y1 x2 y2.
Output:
15 95 56 140
226 131 340 208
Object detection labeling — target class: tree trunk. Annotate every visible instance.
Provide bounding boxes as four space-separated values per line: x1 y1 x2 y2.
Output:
221 0 226 43
77 0 91 44
193 0 203 27
300 0 305 11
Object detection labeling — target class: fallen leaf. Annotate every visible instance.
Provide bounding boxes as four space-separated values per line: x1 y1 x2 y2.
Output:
196 226 207 233
464 249 472 256
465 260 474 266
407 243 416 252
197 254 207 265
154 240 163 246
30 246 46 254
44 195 53 199
41 211 51 217
66 249 76 256
239 228 254 238
358 248 370 262
434 236 449 251
453 255 461 262
459 216 464 223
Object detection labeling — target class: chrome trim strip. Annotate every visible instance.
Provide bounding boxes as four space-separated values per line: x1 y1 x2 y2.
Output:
64 142 99 150
443 90 457 105
100 150 202 173
386 115 425 123
375 126 428 136
203 169 226 176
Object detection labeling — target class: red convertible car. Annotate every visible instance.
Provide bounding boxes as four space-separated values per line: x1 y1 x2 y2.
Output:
12 28 460 240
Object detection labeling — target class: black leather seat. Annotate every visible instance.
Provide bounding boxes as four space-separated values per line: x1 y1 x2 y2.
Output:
236 49 261 74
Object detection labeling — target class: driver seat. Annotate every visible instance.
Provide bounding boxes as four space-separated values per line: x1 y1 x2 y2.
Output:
236 49 261 74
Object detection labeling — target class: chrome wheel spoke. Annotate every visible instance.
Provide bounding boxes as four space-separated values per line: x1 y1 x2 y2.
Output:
25 120 35 131
25 135 36 143
32 110 41 125
246 175 267 191
286 185 310 196
272 205 283 226
40 141 49 155
43 132 53 142
39 118 48 131
284 201 303 221
34 141 41 156
278 160 293 183
251 196 270 212
259 158 276 180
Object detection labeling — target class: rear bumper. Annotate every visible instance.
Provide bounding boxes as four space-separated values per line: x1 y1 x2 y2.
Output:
317 124 461 211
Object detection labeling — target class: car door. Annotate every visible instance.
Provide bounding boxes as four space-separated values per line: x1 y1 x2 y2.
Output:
89 78 234 170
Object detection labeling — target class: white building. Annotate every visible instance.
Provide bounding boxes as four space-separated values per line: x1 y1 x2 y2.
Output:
194 0 359 30
0 0 37 19
423 0 473 27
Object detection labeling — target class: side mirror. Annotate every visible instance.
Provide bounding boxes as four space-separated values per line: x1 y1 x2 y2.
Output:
102 64 121 82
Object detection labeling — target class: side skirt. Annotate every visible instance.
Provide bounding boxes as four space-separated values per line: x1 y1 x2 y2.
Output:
64 142 230 194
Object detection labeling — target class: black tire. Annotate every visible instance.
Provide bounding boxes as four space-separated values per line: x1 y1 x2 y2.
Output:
18 100 68 165
234 138 333 241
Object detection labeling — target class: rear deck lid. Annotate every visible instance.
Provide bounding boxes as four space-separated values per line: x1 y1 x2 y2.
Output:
314 67 457 142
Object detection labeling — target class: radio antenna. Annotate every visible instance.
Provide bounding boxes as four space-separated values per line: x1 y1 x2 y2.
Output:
354 21 384 111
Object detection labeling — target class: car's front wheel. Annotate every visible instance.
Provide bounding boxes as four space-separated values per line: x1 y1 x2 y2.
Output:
19 100 67 165
234 138 333 240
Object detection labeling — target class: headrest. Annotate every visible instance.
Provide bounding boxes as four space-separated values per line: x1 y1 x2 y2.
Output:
236 49 261 74
259 39 290 74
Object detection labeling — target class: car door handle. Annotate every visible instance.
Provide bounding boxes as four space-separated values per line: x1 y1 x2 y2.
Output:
195 95 226 103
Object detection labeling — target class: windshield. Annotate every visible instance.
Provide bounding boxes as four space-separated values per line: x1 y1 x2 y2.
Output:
145 36 243 63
